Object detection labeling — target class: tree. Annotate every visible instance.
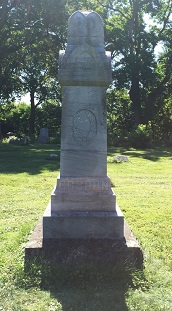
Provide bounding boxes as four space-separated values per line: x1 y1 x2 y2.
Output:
0 100 62 140
0 0 24 100
106 88 134 145
0 0 67 139
0 101 30 137
17 0 67 140
39 100 62 140
1 0 171 144
102 0 172 126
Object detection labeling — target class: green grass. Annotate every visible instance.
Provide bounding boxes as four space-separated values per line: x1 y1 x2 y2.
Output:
0 143 172 310
107 147 172 310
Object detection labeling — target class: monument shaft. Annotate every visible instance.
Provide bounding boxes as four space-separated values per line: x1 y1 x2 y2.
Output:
60 86 107 177
59 11 111 178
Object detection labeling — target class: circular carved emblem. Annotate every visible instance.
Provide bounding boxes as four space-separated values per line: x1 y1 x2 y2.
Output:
72 109 97 145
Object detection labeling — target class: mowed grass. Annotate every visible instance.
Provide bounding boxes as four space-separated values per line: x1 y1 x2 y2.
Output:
107 147 172 310
0 143 172 311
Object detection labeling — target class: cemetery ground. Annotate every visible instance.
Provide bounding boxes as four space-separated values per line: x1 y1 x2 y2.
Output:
0 143 171 311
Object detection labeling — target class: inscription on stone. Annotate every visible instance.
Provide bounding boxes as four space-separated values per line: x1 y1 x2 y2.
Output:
72 109 97 145
58 179 110 191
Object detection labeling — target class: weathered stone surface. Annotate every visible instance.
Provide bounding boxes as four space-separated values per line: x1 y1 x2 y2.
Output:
59 86 107 177
51 176 116 212
25 217 143 269
114 155 129 163
67 11 104 47
42 10 123 240
25 11 143 269
59 45 111 86
58 12 111 178
43 202 123 239
58 11 111 87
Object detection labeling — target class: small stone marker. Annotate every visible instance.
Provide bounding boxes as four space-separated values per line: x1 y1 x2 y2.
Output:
22 134 27 144
114 155 129 163
38 127 49 143
25 11 143 269
169 133 172 146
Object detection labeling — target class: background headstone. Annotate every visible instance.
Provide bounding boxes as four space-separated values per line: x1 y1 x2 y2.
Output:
38 127 49 143
169 133 172 146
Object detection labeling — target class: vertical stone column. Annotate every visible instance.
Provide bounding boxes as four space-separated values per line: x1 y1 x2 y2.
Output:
43 11 124 239
58 11 111 178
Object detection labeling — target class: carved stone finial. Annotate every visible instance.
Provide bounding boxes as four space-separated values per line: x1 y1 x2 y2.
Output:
67 11 104 47
59 11 111 86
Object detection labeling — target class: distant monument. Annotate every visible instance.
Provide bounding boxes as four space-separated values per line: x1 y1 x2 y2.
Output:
25 11 143 268
38 128 49 143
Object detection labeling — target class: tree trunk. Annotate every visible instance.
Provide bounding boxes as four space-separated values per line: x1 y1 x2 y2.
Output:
129 77 142 126
29 90 35 141
128 1 142 126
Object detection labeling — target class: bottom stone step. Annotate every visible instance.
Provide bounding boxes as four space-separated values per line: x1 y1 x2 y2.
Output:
25 214 143 269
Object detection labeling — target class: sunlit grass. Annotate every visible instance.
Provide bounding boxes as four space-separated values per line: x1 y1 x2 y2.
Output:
107 147 172 310
0 143 172 310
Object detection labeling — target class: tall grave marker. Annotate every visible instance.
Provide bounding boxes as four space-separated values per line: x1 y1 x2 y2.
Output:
25 11 143 268
43 11 124 240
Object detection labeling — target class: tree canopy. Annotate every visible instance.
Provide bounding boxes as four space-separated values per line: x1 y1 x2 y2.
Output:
0 0 172 145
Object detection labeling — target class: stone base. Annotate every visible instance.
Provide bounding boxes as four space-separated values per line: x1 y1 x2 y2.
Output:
25 212 143 269
51 176 116 212
43 202 124 239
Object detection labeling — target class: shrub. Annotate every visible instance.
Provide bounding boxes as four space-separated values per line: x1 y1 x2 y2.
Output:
2 135 29 145
127 124 152 149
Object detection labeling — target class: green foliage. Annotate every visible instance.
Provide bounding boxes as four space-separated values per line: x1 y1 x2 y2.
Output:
0 100 62 141
127 124 153 149
0 0 23 99
65 0 107 16
106 88 134 145
0 0 172 142
0 0 67 138
0 102 30 137
2 135 21 144
105 0 172 125
151 97 172 143
39 100 62 139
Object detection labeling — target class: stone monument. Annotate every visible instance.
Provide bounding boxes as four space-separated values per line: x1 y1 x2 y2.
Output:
43 11 124 240
25 11 143 269
38 127 49 143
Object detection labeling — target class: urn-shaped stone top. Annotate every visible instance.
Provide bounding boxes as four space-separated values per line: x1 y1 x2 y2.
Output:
67 11 104 47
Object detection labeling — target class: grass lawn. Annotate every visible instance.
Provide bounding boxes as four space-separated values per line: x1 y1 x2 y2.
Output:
0 143 172 311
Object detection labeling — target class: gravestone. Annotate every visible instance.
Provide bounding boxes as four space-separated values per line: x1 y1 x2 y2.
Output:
25 11 143 269
169 133 172 146
43 11 123 239
38 127 49 143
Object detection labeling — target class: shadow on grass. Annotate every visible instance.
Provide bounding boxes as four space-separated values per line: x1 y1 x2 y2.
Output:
1 144 171 176
24 262 132 311
50 280 129 311
0 143 60 175
108 146 172 162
